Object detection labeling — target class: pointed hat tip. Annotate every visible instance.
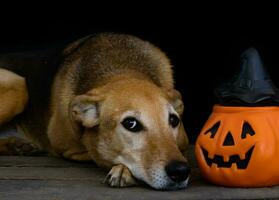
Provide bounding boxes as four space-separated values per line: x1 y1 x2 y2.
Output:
241 47 262 65
242 47 258 55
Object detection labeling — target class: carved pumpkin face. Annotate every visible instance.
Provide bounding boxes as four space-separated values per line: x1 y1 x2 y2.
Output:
195 105 279 187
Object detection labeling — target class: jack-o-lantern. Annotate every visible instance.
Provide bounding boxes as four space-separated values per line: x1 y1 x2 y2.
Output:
195 105 279 187
195 48 279 187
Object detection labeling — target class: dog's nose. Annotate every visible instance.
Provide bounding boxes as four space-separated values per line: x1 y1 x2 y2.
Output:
165 161 191 183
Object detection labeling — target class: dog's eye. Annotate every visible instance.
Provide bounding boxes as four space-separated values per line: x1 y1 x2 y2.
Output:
121 117 143 132
169 114 180 128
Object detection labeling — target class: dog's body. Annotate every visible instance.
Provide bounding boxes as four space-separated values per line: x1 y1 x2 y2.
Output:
0 33 190 190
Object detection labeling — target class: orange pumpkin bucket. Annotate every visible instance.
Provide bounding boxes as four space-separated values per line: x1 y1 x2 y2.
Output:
195 48 279 187
195 105 279 187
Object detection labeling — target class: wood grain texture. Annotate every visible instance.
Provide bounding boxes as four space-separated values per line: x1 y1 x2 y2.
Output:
0 146 279 200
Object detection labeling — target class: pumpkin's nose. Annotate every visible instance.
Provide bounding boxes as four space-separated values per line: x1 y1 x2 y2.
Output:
223 131 235 146
165 161 191 183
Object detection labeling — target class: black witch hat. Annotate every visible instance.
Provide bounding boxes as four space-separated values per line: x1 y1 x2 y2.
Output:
215 47 279 106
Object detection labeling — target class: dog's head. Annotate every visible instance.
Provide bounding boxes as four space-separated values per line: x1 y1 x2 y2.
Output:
70 77 190 190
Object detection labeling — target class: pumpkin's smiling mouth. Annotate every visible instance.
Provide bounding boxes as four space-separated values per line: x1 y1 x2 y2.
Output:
201 145 255 169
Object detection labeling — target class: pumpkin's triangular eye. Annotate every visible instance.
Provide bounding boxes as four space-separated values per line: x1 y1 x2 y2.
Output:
241 122 255 139
204 121 220 138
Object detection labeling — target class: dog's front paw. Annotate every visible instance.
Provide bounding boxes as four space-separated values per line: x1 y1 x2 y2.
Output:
104 164 137 187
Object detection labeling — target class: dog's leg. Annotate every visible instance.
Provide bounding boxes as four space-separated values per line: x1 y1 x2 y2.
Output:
104 164 137 187
62 148 92 161
48 113 92 160
0 68 28 126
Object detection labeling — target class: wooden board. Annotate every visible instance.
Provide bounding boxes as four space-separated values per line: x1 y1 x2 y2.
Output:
0 147 279 200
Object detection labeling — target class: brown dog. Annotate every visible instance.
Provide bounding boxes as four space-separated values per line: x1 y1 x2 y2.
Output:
0 33 190 190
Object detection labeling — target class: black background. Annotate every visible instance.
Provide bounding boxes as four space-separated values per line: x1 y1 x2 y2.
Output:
1 3 279 143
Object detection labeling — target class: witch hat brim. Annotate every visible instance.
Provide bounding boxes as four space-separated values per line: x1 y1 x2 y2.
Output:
215 47 279 106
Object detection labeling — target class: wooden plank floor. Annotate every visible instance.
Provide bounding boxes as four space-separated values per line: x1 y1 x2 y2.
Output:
1 146 279 200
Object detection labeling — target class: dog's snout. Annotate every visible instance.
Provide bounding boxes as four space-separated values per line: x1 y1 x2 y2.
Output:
165 161 190 183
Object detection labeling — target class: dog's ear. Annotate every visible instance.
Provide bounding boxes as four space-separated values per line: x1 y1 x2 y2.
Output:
166 89 184 116
70 92 103 128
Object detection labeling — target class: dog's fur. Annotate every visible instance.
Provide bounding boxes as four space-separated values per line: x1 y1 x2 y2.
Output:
0 33 189 190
